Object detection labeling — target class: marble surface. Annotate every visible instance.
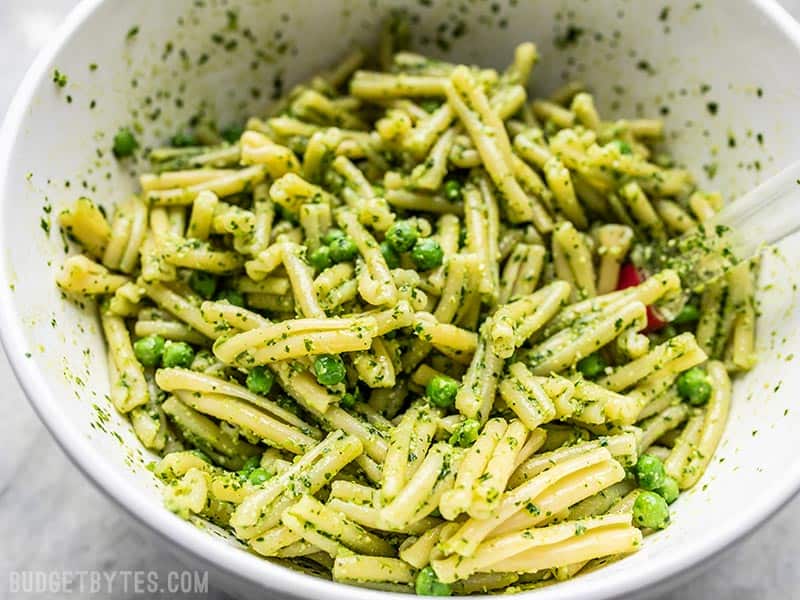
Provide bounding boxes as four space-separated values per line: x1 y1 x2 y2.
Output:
2 1 800 599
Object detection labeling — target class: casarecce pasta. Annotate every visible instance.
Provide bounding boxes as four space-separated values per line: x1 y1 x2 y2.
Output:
55 16 753 596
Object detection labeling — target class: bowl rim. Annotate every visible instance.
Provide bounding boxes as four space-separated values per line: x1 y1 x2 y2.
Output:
2 0 800 598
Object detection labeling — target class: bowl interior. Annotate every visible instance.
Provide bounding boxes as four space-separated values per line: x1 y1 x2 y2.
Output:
3 0 800 598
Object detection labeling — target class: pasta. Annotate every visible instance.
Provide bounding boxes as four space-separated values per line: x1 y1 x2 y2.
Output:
55 20 754 595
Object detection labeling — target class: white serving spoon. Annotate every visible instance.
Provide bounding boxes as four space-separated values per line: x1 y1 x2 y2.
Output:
632 161 800 315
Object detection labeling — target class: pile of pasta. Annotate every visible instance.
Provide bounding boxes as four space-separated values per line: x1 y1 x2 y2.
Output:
56 23 756 595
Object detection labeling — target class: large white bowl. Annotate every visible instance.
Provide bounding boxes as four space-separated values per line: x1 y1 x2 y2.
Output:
3 0 800 598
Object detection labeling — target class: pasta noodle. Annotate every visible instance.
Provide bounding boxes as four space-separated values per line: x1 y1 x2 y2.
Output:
55 27 755 594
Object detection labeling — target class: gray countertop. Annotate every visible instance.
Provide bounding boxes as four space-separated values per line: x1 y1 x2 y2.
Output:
1 2 800 598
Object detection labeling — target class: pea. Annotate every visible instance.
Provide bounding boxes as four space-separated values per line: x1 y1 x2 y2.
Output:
313 354 346 386
672 303 700 325
633 490 670 529
133 334 165 367
415 566 451 596
577 353 607 379
237 456 260 481
676 366 712 406
216 289 246 307
655 476 680 504
380 240 401 269
612 139 632 155
246 366 274 395
162 341 195 368
221 124 244 144
329 236 359 263
449 418 480 447
635 454 666 491
321 228 346 245
385 221 419 252
248 467 272 485
112 127 138 158
426 375 459 408
309 246 332 271
654 153 675 168
189 271 218 299
543 119 559 137
420 99 441 113
171 131 197 147
653 325 677 344
443 179 462 202
411 238 444 270
341 386 364 409
340 392 357 409
240 455 261 474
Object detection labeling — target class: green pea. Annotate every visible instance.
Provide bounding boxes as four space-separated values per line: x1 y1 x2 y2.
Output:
449 418 481 447
676 366 712 406
341 385 364 409
221 124 244 144
171 131 197 147
411 238 444 270
420 99 442 114
321 228 346 245
635 454 666 491
654 153 675 168
248 467 272 485
329 236 359 263
386 221 419 252
672 303 700 325
246 366 274 395
655 476 680 504
612 139 632 155
313 354 346 386
653 325 677 344
340 392 357 409
633 490 670 529
112 128 138 158
427 375 459 408
162 341 195 368
443 179 462 202
309 246 332 271
240 455 261 474
189 271 218 299
380 240 401 269
415 566 451 596
133 334 165 367
577 353 607 379
216 289 246 307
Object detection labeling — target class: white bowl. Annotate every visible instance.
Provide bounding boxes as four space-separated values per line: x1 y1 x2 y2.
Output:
3 0 800 598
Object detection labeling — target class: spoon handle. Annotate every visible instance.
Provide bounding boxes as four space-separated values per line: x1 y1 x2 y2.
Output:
636 159 800 298
711 160 800 259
